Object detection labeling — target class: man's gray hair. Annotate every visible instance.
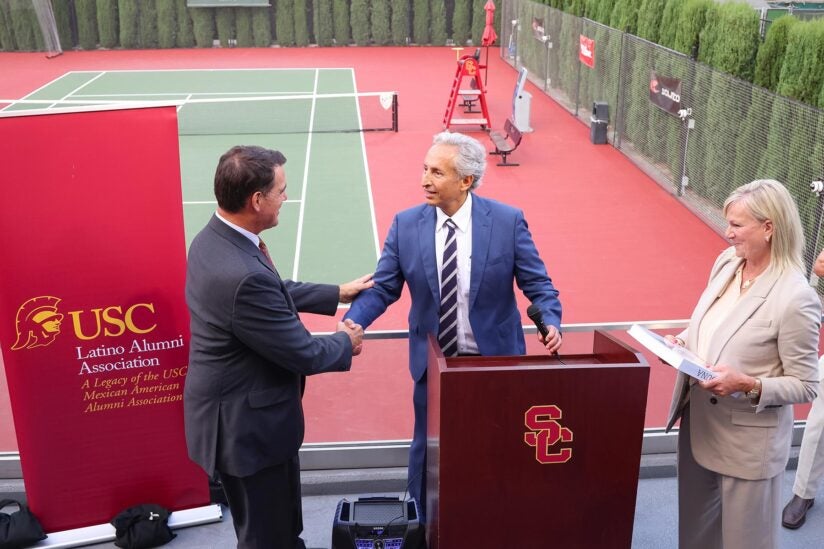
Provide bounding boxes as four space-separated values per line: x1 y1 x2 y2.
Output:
432 131 487 190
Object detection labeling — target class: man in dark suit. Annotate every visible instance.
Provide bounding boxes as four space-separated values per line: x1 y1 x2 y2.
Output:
184 145 371 549
344 131 562 519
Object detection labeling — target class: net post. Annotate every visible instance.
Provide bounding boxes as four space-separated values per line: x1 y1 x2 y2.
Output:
393 93 399 132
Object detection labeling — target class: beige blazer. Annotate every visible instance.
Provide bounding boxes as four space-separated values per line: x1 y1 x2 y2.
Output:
666 246 821 480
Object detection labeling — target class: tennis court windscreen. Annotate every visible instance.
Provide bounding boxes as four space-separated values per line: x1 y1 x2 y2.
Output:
177 92 398 135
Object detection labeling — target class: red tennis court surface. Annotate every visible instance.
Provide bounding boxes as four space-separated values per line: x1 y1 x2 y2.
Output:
1 47 814 452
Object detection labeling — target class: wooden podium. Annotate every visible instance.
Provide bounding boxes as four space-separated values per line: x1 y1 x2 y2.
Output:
425 330 649 548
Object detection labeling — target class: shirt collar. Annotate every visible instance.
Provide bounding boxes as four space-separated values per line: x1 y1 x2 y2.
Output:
215 211 260 247
436 192 473 232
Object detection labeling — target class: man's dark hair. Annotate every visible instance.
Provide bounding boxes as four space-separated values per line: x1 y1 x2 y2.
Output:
214 145 287 213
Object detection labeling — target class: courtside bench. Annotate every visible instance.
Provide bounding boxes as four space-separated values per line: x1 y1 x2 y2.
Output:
489 118 522 167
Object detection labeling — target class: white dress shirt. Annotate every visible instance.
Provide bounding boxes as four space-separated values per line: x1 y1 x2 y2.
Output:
435 193 478 354
216 210 260 247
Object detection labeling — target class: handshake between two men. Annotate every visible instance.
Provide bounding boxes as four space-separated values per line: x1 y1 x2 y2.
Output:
336 272 374 356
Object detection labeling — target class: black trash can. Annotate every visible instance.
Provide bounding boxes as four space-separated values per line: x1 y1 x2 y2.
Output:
590 101 609 145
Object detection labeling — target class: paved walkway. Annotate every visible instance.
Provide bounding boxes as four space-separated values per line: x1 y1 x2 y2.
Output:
79 467 824 548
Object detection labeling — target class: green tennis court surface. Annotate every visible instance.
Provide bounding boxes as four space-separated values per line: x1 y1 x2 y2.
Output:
12 68 383 284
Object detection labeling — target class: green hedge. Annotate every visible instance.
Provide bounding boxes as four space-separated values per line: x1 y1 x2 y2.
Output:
673 0 712 57
351 0 369 46
118 0 139 49
9 0 41 51
157 0 178 48
452 0 471 46
754 16 798 92
657 0 681 49
0 0 822 115
313 0 333 46
216 7 235 47
53 0 74 50
391 0 410 45
777 19 824 106
698 2 760 80
609 0 637 35
430 0 447 45
251 7 271 46
139 0 159 48
176 0 195 47
294 0 309 46
333 0 351 45
636 0 666 43
372 0 391 46
277 0 296 46
412 0 429 44
76 0 99 50
191 7 215 47
0 3 16 51
98 0 119 48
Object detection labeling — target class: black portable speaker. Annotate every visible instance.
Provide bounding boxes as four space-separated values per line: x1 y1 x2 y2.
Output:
331 495 425 549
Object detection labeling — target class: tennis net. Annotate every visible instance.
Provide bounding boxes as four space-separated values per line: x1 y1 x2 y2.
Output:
0 91 399 135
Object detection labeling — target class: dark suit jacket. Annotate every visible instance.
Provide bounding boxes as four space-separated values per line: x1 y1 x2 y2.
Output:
345 194 561 381
184 215 352 477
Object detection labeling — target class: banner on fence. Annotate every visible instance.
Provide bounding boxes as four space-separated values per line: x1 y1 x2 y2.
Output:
649 70 683 116
579 35 595 68
0 105 208 532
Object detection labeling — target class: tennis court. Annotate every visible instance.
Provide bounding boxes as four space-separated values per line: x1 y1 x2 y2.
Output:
2 46 784 448
5 67 399 284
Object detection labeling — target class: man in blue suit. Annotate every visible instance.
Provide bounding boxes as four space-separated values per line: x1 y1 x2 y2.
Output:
345 131 562 519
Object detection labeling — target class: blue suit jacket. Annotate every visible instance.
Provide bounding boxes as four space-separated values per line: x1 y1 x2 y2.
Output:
345 194 561 381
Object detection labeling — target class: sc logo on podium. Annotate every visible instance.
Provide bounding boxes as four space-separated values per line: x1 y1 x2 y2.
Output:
523 404 573 464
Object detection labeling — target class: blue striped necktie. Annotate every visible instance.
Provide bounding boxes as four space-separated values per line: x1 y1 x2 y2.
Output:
438 219 459 357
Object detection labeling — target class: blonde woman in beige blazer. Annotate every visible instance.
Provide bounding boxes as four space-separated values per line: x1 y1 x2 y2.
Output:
665 179 821 549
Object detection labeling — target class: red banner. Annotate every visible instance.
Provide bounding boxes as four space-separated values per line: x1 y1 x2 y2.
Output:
0 106 208 532
579 35 595 68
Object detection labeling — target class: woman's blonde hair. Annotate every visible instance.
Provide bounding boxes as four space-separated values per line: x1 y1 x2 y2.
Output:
723 179 805 273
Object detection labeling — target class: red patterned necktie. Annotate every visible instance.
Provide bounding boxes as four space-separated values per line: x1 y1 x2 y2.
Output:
258 238 275 268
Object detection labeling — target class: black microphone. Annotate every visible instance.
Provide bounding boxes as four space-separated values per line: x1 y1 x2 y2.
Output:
528 305 563 363
526 304 549 338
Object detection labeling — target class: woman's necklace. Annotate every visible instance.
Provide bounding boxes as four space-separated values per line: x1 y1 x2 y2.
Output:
740 261 766 291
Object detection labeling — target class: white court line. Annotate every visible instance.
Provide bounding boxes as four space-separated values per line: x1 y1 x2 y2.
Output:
52 71 107 109
351 68 381 261
63 68 353 73
292 69 320 280
73 91 304 98
177 94 192 113
18 71 82 99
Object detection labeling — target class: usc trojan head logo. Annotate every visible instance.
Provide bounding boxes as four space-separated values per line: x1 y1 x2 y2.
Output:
524 405 573 464
11 296 65 351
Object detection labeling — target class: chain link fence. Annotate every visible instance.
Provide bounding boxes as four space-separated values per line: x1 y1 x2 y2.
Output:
501 0 824 289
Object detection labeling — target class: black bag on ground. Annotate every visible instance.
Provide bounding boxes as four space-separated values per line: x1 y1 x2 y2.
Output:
0 499 47 549
111 504 176 549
